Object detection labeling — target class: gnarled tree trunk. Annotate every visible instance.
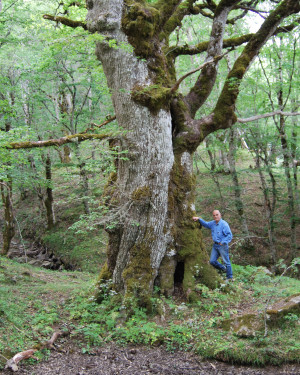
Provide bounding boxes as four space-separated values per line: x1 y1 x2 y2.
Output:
87 0 217 308
84 0 300 307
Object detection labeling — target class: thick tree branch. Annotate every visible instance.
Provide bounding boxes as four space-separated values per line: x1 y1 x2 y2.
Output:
172 1 299 152
173 111 300 153
211 0 300 132
237 111 300 123
227 0 260 24
170 51 231 94
154 0 182 27
43 14 87 30
159 0 207 37
185 0 240 117
173 113 214 153
169 19 300 58
4 132 114 150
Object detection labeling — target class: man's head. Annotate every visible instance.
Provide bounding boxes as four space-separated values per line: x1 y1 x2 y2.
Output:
213 210 221 223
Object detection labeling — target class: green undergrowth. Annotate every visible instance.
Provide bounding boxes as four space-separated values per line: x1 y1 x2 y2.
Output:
0 258 299 369
0 257 92 368
13 163 108 274
67 264 299 366
42 228 105 273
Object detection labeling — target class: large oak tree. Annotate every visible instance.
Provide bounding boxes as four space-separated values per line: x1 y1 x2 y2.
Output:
40 0 300 307
83 0 300 308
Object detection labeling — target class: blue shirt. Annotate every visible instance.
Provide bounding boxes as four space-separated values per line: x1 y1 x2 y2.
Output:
198 218 232 245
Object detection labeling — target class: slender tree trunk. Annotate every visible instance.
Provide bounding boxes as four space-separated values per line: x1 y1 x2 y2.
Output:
278 114 297 258
276 47 297 258
1 93 15 255
1 179 15 255
205 138 216 171
228 128 253 249
62 146 72 164
57 88 72 164
74 144 90 215
198 143 226 210
218 148 230 174
255 155 277 269
291 104 300 216
44 152 56 229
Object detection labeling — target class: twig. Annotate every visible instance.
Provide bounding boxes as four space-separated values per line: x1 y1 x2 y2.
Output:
0 353 9 361
230 235 267 247
82 115 117 134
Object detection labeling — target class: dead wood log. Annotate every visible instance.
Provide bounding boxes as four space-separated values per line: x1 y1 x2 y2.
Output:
5 350 37 372
5 331 66 372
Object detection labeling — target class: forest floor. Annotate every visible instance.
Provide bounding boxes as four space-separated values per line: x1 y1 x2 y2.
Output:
1 257 300 375
2 340 300 375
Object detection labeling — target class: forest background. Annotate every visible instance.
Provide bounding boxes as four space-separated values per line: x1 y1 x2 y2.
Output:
0 0 299 371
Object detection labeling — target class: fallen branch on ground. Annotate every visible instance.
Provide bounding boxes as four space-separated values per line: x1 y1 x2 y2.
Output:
5 330 68 372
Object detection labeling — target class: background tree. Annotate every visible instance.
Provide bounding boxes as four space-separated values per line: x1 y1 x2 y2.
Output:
0 0 113 252
259 36 299 258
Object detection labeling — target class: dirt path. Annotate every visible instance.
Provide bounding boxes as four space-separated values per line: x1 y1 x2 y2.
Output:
2 343 299 375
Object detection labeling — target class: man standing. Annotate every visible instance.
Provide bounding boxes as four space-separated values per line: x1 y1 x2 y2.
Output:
192 210 233 281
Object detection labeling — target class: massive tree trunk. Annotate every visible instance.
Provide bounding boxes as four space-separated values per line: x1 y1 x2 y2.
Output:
87 0 218 307
84 0 300 307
